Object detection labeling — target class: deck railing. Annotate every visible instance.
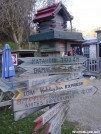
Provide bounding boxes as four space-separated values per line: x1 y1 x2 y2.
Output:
83 57 101 73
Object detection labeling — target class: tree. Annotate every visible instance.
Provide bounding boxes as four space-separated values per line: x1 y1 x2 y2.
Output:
0 0 35 49
35 0 68 10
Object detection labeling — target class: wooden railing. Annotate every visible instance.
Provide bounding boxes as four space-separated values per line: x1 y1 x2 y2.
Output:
99 58 101 72
83 57 101 73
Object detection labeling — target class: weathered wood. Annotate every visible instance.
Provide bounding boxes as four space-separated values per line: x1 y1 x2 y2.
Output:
46 105 69 134
45 102 69 133
49 106 69 134
34 101 69 131
19 56 87 66
0 78 10 92
0 100 11 107
0 91 13 107
20 65 86 76
56 127 61 134
27 73 81 89
14 105 48 121
0 92 4 102
12 86 97 112
0 77 27 91
15 78 89 100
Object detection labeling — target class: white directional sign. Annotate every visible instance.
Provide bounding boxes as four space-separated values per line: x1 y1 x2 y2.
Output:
14 78 89 100
27 73 81 89
12 86 98 112
20 64 86 76
18 56 87 66
47 106 69 134
34 101 69 131
45 102 70 134
50 107 69 134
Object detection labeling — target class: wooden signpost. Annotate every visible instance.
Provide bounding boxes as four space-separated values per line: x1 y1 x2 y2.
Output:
18 56 87 66
27 73 81 89
10 54 98 134
14 105 48 121
20 64 86 76
49 107 69 134
45 102 70 134
12 85 97 112
34 101 69 131
0 100 11 107
46 106 69 134
14 78 89 100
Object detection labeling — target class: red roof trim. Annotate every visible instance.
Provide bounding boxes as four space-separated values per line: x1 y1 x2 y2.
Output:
34 12 53 21
33 3 59 23
37 3 59 12
35 8 55 16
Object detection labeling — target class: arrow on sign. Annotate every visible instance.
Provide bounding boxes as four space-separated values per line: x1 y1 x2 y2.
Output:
34 101 69 131
14 78 89 100
12 86 98 112
16 89 23 100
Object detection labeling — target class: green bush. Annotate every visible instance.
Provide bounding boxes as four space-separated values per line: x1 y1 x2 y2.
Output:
0 42 18 50
0 44 4 50
4 42 18 50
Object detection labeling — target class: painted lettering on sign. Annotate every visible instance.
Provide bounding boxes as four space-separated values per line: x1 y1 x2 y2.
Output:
20 65 86 76
12 86 98 112
15 78 88 100
23 90 35 97
65 82 83 89
19 56 87 66
12 91 73 111
30 73 80 88
40 86 63 94
32 57 80 64
32 58 57 64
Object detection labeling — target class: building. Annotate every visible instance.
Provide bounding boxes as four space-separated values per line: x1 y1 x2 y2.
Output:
29 2 83 57
82 36 97 58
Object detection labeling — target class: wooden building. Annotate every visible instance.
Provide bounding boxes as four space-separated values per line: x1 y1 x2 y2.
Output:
82 32 101 76
29 2 83 57
82 36 97 58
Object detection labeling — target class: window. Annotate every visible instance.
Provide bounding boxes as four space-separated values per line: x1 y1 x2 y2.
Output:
83 47 89 58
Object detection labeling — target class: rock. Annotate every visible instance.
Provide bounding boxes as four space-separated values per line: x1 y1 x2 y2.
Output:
90 76 96 80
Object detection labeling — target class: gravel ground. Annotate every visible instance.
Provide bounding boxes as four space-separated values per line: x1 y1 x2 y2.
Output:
67 78 101 132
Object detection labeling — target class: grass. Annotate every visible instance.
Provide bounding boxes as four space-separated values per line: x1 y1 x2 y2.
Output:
0 106 78 134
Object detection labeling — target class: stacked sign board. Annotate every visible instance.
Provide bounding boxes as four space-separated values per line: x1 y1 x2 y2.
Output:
12 56 98 134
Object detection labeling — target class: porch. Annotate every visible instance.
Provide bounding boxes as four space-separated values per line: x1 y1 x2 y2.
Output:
83 57 101 77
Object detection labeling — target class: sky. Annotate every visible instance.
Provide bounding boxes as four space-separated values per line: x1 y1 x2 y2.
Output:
65 0 101 30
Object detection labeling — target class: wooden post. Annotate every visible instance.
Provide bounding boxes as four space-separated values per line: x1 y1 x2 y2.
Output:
95 30 100 73
70 20 72 32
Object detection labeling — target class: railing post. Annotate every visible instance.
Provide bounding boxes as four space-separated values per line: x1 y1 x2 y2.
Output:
95 30 101 73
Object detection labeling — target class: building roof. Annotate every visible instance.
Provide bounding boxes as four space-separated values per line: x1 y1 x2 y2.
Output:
82 36 97 45
28 30 82 42
33 2 73 23
83 39 97 45
83 36 96 41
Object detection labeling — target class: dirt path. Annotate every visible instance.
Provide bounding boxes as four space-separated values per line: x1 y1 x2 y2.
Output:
67 78 101 132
